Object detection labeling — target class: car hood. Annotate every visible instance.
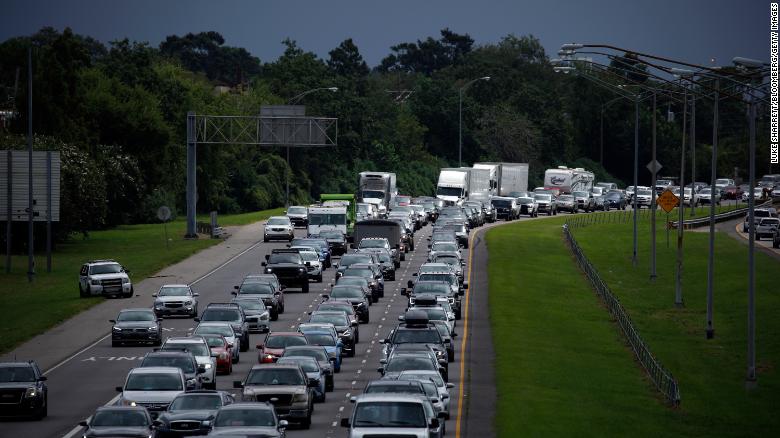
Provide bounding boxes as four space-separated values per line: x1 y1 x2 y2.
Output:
114 321 157 329
263 347 286 356
84 426 151 437
350 426 427 437
208 426 281 437
155 296 192 303
121 390 182 403
243 385 307 395
89 273 128 280
0 382 34 390
159 409 215 422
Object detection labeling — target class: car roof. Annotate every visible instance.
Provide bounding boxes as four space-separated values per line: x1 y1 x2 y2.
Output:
218 402 274 410
119 308 155 313
353 393 427 404
128 366 182 375
249 363 302 371
95 405 149 413
268 331 304 336
160 284 189 288
165 336 207 344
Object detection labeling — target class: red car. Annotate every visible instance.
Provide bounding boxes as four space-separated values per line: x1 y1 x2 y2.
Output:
722 185 743 200
257 332 309 363
201 334 233 375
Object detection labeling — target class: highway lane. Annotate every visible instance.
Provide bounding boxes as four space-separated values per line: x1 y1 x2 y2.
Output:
0 220 457 438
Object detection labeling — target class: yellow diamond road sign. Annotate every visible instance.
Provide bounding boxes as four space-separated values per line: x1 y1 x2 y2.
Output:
657 189 679 213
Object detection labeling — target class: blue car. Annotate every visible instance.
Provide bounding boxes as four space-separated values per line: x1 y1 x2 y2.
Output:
277 357 327 402
302 330 343 372
292 238 332 268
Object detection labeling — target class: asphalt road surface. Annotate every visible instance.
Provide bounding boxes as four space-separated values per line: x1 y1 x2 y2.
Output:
0 219 476 438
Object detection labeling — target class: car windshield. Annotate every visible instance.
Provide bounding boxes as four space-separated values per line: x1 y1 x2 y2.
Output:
195 325 234 338
413 283 451 295
278 358 318 373
433 323 450 337
534 194 552 202
90 410 148 427
360 239 386 248
344 268 373 278
361 190 385 199
90 263 122 275
420 381 438 397
517 197 534 205
436 187 463 197
239 283 273 295
760 219 780 225
366 384 424 395
394 329 441 344
558 195 574 201
246 368 305 386
337 277 368 287
203 336 227 348
309 213 346 226
125 373 182 391
214 408 276 427
163 342 210 357
638 190 652 196
304 333 337 346
417 308 447 321
158 287 190 296
606 192 621 199
310 313 349 326
283 349 328 361
418 274 456 285
378 253 392 263
299 252 318 262
0 366 35 382
265 335 308 349
117 311 155 322
700 188 712 194
169 394 222 411
267 217 289 225
287 207 307 214
331 287 364 299
340 255 371 267
400 372 445 387
715 179 730 185
141 356 195 373
491 199 512 208
386 356 436 372
318 231 343 239
657 180 672 186
201 309 241 323
268 254 301 264
572 192 588 198
432 243 458 252
433 256 459 266
353 401 427 428
233 300 265 312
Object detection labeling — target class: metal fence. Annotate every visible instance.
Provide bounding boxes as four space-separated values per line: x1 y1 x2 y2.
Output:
563 215 681 406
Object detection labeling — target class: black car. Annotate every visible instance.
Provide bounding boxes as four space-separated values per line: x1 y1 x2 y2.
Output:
380 310 448 365
80 406 153 438
324 285 371 323
312 230 348 256
153 390 235 437
140 351 206 391
111 308 162 347
0 361 47 419
196 303 250 352
232 278 284 320
262 249 310 293
308 311 358 357
604 191 628 210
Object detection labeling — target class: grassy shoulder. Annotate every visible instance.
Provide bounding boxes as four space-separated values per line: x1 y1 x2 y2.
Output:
197 207 285 226
486 218 681 437
0 208 281 354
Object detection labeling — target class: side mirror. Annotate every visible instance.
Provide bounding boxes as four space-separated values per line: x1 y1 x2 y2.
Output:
351 321 359 327
194 317 200 322
38 376 47 381
261 261 267 267
437 411 447 419
152 293 157 297
79 420 88 427
430 418 440 428
398 315 405 321
333 263 339 269
279 419 289 429
452 332 458 338
407 280 414 288
377 367 384 373
115 386 123 392
321 294 330 300
412 272 418 276
231 291 237 295
256 343 264 349
446 382 455 389
463 282 469 289
341 418 350 428
379 359 387 364
193 293 199 296
153 420 163 427
233 381 243 388
109 319 116 324
233 285 239 290
458 290 465 296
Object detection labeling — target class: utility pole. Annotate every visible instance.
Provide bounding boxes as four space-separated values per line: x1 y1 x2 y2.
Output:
746 96 757 385
650 93 657 281
706 80 719 340
675 86 688 307
27 47 34 283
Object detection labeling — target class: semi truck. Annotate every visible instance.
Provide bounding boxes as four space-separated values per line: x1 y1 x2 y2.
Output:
475 162 529 196
436 168 471 205
543 166 594 194
357 172 397 214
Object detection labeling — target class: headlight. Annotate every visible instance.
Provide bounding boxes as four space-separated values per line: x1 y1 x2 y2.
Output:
186 378 197 386
122 278 130 284
260 312 270 320
299 267 306 272
184 300 192 305
293 393 308 402
24 387 37 398
265 268 273 273
112 326 122 332
148 326 158 331
435 350 445 357
90 279 100 285
202 363 212 370
340 329 351 337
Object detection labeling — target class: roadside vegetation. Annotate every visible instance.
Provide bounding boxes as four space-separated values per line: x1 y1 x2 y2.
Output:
0 208 280 354
487 213 779 436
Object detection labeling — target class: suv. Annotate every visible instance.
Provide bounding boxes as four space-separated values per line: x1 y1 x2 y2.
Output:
232 276 284 320
357 237 400 267
381 310 448 365
263 216 294 242
0 360 48 419
341 394 442 437
262 249 310 293
79 259 133 298
160 337 217 390
110 308 162 347
231 298 271 333
153 284 199 318
139 350 206 391
285 206 309 227
234 363 316 429
116 367 186 418
197 303 250 351
154 390 235 437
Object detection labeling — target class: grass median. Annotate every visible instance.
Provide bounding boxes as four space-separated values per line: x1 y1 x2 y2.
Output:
0 208 282 354
487 213 779 436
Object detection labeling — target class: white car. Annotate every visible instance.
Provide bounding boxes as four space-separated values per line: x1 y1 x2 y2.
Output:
342 394 441 438
116 367 186 418
291 246 323 282
79 260 133 298
264 216 294 242
193 322 240 364
673 187 699 207
160 337 217 389
397 370 455 418
698 187 722 205
153 284 199 318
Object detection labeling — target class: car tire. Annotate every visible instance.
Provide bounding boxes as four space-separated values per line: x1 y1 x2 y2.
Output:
34 396 47 420
79 283 88 298
400 253 406 261
302 412 312 429
241 336 249 352
271 310 279 321
263 236 268 242
448 350 455 362
316 274 323 283
123 287 133 299
279 302 285 313
390 272 396 281
302 282 310 293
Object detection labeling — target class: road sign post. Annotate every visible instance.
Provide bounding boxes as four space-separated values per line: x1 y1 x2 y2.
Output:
646 157 663 281
657 190 679 250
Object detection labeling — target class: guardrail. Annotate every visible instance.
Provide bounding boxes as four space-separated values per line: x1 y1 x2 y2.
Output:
668 200 775 229
563 219 681 406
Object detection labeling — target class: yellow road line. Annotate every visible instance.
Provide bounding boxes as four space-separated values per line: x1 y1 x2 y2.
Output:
455 228 477 438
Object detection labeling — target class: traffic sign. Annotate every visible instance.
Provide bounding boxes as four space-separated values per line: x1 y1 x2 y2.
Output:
646 159 663 174
157 206 172 222
657 189 679 213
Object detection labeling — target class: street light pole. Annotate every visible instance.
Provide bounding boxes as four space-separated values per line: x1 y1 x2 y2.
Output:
458 76 490 168
650 92 657 280
690 96 697 217
633 97 639 266
706 79 719 340
746 96 757 384
675 84 688 307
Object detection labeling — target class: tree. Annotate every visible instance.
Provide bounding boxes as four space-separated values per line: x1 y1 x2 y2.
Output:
328 38 369 77
377 28 474 74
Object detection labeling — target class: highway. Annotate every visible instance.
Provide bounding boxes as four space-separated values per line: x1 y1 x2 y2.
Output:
0 220 477 438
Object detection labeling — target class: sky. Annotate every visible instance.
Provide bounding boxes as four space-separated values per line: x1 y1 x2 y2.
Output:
0 0 768 68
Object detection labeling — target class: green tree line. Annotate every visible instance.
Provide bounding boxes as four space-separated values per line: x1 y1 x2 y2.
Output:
0 28 768 242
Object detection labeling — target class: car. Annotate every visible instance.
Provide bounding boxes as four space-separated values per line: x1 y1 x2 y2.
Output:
79 259 133 298
742 186 767 203
633 188 653 208
357 202 379 221
263 249 310 293
325 286 371 321
291 246 324 283
139 350 206 391
604 191 628 210
110 308 162 347
335 252 377 277
0 360 48 419
308 311 358 357
335 275 373 300
655 179 674 194
698 187 722 205
233 364 316 428
408 272 465 319
491 197 519 221
396 370 455 418
428 252 464 281
264 216 294 242
285 205 309 227
428 241 461 262
556 194 578 214
368 248 398 280
207 402 288 436
571 191 593 213
116 367 187 418
244 273 284 292
534 193 557 216
430 319 457 362
193 322 241 364
721 184 743 200
596 182 619 191
357 237 400 266
316 299 361 329
410 299 455 335
715 178 735 190
300 330 344 368
153 284 199 318
79 406 153 438
257 332 309 363
341 394 443 437
277 357 327 402
232 278 284 319
153 390 234 437
200 334 234 375
743 208 776 232
196 303 250 351
231 297 271 333
673 187 699 207
756 217 780 240
290 237 332 268
342 263 385 300
378 376 448 422
311 229 348 256
159 337 217 390
282 345 337 389
436 222 469 248
378 350 447 381
381 310 447 365
429 229 459 246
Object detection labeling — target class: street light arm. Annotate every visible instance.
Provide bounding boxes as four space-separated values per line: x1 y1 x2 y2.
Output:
287 87 339 104
459 76 491 91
